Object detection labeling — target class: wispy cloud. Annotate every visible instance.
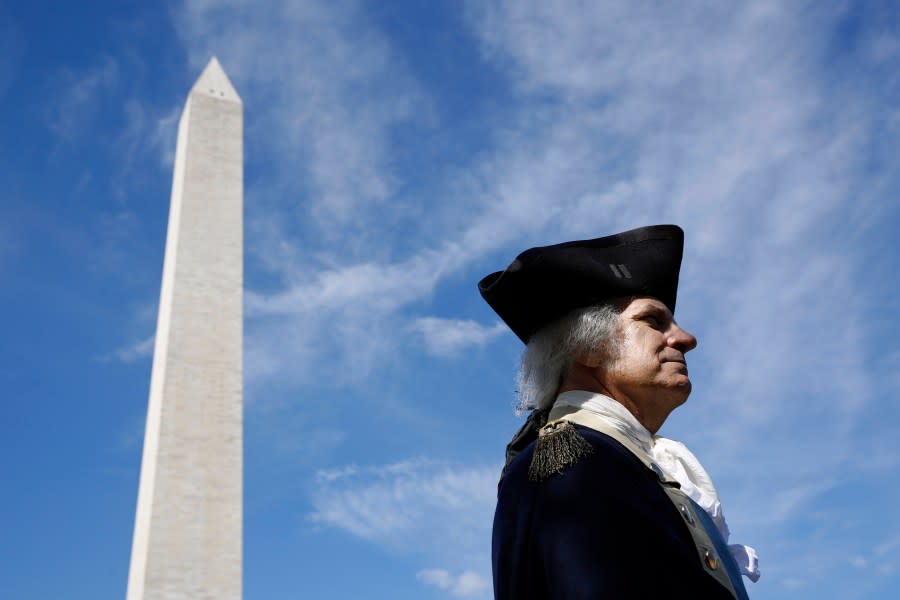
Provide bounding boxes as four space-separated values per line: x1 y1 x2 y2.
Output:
46 57 121 142
309 457 496 546
174 0 427 239
115 98 183 177
413 317 507 358
171 0 454 388
309 457 496 592
42 46 186 210
417 568 491 598
103 335 155 363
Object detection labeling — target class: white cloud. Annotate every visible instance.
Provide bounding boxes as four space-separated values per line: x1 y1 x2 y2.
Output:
309 457 496 539
116 99 183 174
413 318 507 358
309 458 497 565
874 534 900 557
310 458 496 597
453 570 491 597
170 0 459 389
173 0 427 238
105 335 155 363
314 464 359 483
417 568 491 598
766 479 839 527
418 568 453 589
46 57 120 141
43 52 182 205
245 251 449 317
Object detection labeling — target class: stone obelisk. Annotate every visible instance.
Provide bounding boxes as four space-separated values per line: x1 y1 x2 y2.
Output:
126 57 243 600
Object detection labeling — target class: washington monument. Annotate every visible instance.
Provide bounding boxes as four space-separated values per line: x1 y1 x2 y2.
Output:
126 57 243 599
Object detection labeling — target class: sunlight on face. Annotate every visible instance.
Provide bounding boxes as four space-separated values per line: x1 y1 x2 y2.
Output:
600 297 698 431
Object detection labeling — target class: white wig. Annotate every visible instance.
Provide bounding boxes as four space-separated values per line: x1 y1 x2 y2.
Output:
516 302 625 413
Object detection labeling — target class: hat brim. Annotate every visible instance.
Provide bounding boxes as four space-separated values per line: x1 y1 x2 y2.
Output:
479 225 684 343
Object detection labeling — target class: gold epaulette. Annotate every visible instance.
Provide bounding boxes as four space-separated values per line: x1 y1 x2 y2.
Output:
528 419 593 482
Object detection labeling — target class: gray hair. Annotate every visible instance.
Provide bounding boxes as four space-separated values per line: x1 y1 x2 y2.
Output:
516 301 625 413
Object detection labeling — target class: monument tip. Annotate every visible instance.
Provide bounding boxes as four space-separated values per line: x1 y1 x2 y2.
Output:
191 56 242 104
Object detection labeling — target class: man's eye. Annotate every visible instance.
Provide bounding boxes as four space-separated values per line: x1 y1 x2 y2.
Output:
643 316 659 327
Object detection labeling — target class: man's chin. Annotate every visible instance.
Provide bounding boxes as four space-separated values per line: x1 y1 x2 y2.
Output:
669 379 692 405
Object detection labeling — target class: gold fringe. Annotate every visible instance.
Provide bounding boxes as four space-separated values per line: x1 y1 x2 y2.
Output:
528 420 593 482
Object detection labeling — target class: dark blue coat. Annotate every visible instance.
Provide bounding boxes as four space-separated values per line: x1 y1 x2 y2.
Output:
492 424 737 599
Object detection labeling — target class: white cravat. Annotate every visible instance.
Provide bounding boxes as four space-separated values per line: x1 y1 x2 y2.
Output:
554 390 761 582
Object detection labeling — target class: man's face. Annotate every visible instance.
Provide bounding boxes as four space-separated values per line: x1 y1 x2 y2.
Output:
597 297 698 430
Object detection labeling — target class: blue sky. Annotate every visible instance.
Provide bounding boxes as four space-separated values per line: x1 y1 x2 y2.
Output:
3 1 900 598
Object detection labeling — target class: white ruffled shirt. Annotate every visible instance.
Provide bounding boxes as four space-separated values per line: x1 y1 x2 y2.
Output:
554 390 761 582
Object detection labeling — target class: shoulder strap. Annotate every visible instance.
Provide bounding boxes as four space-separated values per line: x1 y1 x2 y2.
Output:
547 406 747 600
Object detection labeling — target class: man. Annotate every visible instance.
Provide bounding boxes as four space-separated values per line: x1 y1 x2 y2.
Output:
479 225 758 599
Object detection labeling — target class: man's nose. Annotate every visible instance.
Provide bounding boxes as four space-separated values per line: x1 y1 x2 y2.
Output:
667 325 697 352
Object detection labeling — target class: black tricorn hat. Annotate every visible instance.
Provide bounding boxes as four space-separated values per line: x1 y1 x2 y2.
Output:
478 225 684 343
